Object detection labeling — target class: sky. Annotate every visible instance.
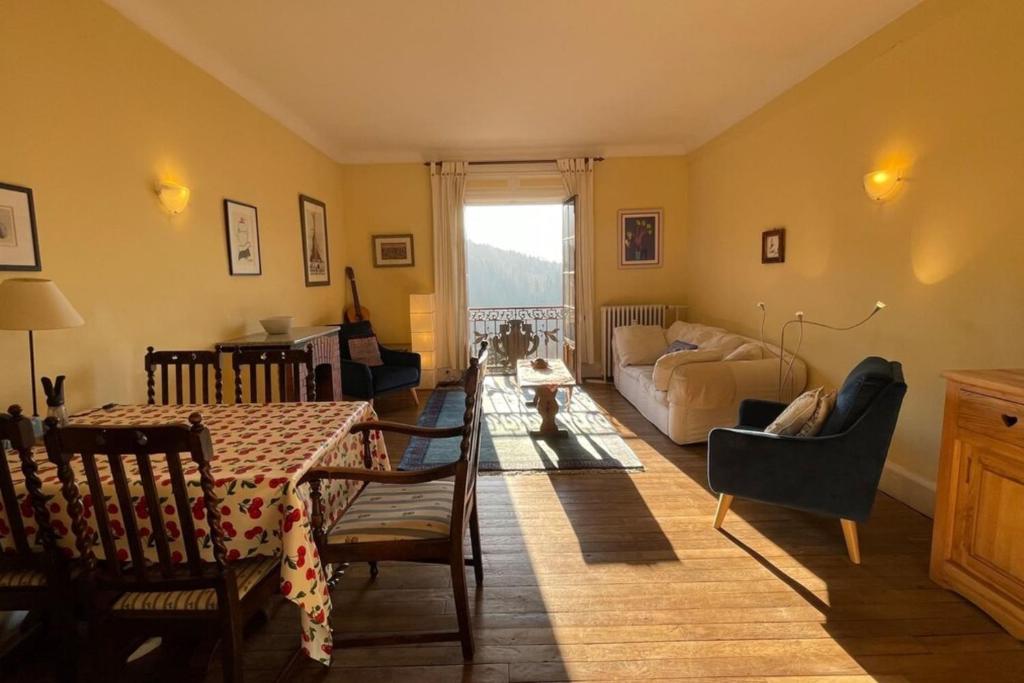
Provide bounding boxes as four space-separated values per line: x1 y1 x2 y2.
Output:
464 204 563 263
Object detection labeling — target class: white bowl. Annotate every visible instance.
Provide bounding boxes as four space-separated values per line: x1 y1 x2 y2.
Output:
260 316 294 335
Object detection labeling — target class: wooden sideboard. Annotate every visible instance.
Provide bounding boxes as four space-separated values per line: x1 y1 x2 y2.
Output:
931 369 1024 638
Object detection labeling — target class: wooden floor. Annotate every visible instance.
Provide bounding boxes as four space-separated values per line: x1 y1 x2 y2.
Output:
10 384 1024 681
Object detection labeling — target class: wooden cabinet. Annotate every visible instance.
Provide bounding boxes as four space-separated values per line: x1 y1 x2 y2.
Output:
931 370 1024 638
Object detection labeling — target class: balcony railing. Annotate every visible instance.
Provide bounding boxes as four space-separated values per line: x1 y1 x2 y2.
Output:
468 306 565 373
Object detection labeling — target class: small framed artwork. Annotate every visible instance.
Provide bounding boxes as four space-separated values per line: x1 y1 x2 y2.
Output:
299 194 330 286
761 227 786 264
223 199 262 276
372 233 415 267
619 208 662 268
0 182 41 271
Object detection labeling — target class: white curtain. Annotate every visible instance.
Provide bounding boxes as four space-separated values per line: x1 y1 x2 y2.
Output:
431 161 469 376
557 158 596 365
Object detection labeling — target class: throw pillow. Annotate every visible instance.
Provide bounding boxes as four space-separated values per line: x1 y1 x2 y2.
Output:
797 389 837 437
614 325 669 366
652 349 724 391
348 336 383 367
765 387 824 436
663 339 698 355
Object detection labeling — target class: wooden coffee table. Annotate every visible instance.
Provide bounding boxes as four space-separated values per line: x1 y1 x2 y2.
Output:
516 359 575 438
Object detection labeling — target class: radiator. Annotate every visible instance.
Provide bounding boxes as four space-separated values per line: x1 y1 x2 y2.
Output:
601 304 687 380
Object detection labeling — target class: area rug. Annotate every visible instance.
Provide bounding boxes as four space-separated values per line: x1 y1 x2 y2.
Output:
399 376 644 473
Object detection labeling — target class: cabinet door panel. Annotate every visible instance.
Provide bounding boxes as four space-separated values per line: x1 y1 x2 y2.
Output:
954 437 1024 598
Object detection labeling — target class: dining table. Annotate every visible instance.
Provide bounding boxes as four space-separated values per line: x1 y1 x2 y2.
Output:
0 400 389 666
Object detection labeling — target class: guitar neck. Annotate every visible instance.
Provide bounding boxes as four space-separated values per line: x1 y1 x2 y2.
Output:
348 274 364 321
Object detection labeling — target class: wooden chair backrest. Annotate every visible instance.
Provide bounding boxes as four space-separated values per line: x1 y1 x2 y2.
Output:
0 405 59 573
450 342 489 540
43 413 230 590
231 346 315 404
145 347 223 405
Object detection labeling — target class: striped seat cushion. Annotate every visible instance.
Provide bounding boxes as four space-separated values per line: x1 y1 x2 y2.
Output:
328 480 454 543
112 556 279 611
0 568 47 589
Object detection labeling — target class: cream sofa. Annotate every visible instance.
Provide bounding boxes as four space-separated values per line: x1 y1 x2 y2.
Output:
612 321 807 445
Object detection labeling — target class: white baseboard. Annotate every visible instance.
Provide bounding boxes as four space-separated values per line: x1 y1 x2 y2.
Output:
879 461 936 518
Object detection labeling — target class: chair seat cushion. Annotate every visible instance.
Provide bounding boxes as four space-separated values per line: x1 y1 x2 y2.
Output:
111 555 279 611
371 365 420 393
0 568 46 588
328 480 454 544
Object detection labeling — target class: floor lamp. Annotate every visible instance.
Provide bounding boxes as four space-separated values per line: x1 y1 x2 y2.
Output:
0 278 84 418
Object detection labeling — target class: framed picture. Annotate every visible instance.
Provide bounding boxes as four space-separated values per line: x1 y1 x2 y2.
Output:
372 233 415 267
0 182 41 271
761 227 786 264
223 199 262 276
299 194 330 286
618 208 662 268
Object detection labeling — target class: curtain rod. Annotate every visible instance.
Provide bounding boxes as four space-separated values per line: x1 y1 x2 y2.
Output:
422 157 604 167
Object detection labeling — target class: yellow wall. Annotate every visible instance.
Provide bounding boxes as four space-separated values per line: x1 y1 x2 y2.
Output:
337 157 689 365
685 0 1024 513
0 0 346 413
338 164 433 345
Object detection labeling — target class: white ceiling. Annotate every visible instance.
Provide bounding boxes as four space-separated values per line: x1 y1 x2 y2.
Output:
105 0 920 163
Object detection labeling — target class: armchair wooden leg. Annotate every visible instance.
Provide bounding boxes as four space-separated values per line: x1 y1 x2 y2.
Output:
410 388 420 406
713 494 734 529
841 519 861 564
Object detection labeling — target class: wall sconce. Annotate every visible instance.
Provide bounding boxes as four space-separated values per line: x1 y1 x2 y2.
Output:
863 170 902 202
155 180 191 214
409 293 436 389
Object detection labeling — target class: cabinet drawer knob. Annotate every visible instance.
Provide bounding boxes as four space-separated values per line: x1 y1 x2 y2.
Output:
1001 414 1018 428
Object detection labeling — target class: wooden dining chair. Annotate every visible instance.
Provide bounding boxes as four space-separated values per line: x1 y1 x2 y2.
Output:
299 342 488 659
231 346 315 403
146 347 224 405
0 405 76 680
43 412 280 682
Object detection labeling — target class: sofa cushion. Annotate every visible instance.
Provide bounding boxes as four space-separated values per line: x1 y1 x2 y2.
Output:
371 365 420 392
724 341 766 361
665 322 727 346
652 349 725 391
701 333 747 356
614 325 668 366
820 357 896 435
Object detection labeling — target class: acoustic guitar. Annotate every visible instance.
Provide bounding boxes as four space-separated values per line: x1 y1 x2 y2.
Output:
344 266 370 323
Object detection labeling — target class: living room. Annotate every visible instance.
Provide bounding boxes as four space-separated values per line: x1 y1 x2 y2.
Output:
1 0 1022 681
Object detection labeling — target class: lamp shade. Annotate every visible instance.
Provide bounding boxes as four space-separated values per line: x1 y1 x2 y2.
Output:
0 278 84 330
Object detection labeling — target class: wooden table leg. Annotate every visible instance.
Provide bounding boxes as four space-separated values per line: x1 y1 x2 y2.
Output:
529 384 567 438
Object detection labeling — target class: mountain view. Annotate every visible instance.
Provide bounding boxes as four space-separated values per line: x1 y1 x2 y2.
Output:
466 240 561 307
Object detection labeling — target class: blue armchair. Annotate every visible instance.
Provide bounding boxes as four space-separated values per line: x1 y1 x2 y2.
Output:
707 357 907 563
339 321 421 405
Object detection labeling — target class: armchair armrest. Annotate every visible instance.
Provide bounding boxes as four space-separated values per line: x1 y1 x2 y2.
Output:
707 427 881 522
738 399 788 429
341 359 374 398
380 346 421 369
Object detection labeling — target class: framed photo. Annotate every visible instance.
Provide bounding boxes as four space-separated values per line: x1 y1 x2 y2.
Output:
299 194 330 286
0 182 41 271
223 199 262 276
372 234 415 267
761 227 786 264
618 208 662 268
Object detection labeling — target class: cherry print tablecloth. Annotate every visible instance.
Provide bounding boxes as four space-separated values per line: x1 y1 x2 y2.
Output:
0 402 389 666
